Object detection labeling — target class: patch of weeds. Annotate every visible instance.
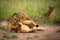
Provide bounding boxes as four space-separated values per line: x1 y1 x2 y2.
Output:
11 35 18 38
0 26 5 30
26 37 32 40
2 35 11 39
56 30 60 32
2 34 18 39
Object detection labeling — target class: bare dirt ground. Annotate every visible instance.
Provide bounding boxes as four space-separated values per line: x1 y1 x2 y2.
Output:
0 21 60 40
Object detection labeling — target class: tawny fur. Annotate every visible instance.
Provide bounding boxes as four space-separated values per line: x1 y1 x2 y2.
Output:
41 6 55 19
7 12 41 33
18 22 36 33
16 12 38 28
7 17 19 32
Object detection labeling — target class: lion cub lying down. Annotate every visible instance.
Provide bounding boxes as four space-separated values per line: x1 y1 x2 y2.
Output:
7 12 43 33
18 22 37 33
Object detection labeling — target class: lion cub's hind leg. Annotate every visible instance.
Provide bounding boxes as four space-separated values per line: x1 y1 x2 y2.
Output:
19 23 35 33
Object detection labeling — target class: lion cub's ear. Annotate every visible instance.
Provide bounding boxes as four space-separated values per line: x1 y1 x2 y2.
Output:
12 13 17 17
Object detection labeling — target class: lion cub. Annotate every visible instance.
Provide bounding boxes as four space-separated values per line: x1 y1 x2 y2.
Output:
16 12 39 29
41 6 55 19
7 12 44 33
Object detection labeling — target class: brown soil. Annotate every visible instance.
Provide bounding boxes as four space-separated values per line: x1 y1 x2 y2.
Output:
0 22 60 40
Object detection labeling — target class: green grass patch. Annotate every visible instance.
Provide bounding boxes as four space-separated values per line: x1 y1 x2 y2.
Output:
0 26 5 30
0 0 60 24
2 34 17 39
2 35 11 39
11 35 18 38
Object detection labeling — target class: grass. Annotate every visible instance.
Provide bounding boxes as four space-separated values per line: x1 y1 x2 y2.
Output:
0 0 60 24
0 26 5 30
11 35 18 38
2 34 11 39
2 34 17 40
